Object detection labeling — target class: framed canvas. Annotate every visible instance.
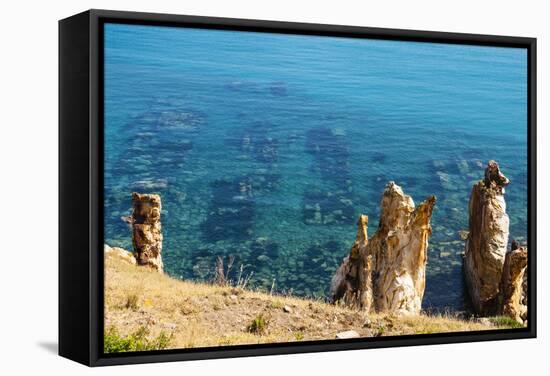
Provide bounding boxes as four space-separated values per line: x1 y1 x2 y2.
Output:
59 9 536 366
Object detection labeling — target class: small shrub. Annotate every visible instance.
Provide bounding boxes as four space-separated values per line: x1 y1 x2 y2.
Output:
376 325 386 337
125 294 139 311
308 301 322 314
294 331 304 341
104 326 172 353
270 300 284 309
211 296 225 311
230 287 243 296
179 298 198 315
248 313 270 335
488 316 524 329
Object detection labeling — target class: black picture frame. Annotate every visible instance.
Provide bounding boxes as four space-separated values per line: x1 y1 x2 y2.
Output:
59 9 537 367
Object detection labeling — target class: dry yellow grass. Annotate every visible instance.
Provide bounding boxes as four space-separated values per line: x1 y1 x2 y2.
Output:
104 251 512 350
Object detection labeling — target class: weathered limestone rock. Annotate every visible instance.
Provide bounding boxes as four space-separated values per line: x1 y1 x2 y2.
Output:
132 192 163 272
336 330 360 339
330 214 372 310
499 242 528 324
464 161 510 315
331 182 436 316
104 244 136 265
484 160 510 194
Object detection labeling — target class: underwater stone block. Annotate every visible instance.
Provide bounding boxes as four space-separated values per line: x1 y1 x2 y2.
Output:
200 178 255 242
305 127 351 190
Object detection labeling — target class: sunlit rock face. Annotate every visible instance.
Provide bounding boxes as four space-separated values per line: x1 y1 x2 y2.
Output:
464 161 510 315
132 192 164 272
104 244 136 265
331 182 436 316
499 244 528 324
330 214 371 310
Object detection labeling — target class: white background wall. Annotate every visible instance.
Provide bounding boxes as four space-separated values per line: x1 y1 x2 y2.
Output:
0 0 547 374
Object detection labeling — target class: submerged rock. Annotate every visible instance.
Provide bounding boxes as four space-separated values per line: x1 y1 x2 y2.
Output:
200 178 255 242
269 81 288 96
132 178 168 190
157 110 206 131
132 192 164 272
457 160 470 175
330 182 436 316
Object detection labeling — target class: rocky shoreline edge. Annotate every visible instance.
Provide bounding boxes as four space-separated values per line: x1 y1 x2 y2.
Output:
104 245 520 351
103 160 527 351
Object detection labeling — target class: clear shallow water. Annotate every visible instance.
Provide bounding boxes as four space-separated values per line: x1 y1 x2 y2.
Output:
103 23 527 311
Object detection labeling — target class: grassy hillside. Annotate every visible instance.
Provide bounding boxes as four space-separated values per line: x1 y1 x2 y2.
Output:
104 250 519 352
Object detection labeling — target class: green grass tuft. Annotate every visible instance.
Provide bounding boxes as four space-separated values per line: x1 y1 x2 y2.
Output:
104 326 172 353
488 316 524 329
247 313 270 335
125 294 139 311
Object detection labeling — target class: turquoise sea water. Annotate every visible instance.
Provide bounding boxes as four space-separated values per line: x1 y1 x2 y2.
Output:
103 23 527 311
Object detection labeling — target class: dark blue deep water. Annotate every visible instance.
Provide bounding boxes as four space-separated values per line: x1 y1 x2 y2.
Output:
103 23 527 311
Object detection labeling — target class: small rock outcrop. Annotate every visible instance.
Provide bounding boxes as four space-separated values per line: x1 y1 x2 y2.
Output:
104 244 136 265
336 330 360 339
132 192 163 272
331 182 436 316
330 214 371 310
499 242 528 323
484 160 510 194
464 161 510 315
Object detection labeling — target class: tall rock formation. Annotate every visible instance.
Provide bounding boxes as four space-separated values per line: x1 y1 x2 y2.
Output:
132 192 164 272
330 214 372 310
331 182 436 316
464 161 510 315
499 241 528 323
